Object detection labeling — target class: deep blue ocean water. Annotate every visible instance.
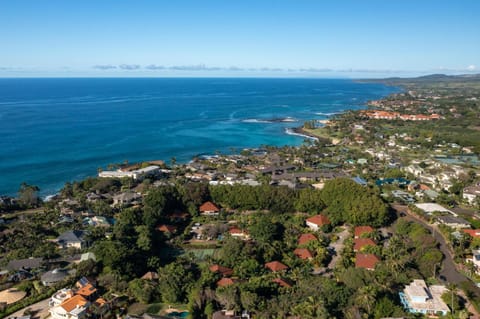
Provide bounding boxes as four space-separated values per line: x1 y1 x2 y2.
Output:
0 78 398 196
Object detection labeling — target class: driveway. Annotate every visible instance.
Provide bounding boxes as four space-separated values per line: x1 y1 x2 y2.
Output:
327 226 350 270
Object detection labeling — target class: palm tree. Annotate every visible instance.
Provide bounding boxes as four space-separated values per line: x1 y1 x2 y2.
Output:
355 285 377 314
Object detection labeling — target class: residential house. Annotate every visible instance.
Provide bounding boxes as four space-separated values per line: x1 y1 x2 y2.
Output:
6 257 44 272
414 203 456 216
399 279 449 315
293 248 313 260
355 253 380 270
217 277 236 287
112 192 142 206
436 215 470 229
265 261 289 272
49 294 90 319
354 238 376 252
199 201 220 216
210 265 234 277
305 214 331 231
298 233 317 246
228 227 250 240
156 224 177 234
57 230 87 249
272 278 293 288
354 226 374 239
463 185 480 205
463 229 480 238
467 250 480 274
41 269 70 286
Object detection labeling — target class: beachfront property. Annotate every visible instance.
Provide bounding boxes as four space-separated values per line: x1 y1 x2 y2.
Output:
360 110 442 121
399 279 450 315
98 165 160 180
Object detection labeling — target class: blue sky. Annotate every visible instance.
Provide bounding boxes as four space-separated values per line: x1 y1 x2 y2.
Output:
1 0 479 77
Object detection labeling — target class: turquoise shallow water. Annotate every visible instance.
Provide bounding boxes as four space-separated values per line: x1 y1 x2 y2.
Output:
0 78 398 196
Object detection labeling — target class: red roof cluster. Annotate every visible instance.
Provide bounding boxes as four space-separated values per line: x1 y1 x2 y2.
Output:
355 253 380 270
265 261 289 272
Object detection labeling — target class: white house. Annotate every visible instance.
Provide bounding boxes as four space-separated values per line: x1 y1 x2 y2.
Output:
50 294 90 319
399 279 450 315
468 249 480 274
463 185 480 205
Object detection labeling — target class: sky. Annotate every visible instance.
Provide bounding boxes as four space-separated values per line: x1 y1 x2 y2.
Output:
1 0 479 78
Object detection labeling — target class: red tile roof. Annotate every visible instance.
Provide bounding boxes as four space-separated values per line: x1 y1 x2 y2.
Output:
217 277 236 287
355 253 380 270
463 229 480 238
156 224 177 233
272 278 293 288
199 201 220 212
60 294 89 312
298 233 317 245
354 238 376 252
306 214 331 226
265 261 289 272
294 248 314 260
209 264 234 277
354 226 374 238
76 283 97 297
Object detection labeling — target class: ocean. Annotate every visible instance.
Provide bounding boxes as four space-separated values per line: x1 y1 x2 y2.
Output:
0 78 398 196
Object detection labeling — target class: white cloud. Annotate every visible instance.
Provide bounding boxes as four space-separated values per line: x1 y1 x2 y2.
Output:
466 65 476 71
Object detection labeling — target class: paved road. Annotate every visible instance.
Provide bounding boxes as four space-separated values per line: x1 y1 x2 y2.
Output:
7 298 50 319
392 204 467 283
327 226 350 270
393 204 480 318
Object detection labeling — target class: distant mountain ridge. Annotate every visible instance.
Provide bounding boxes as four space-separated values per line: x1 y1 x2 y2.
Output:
359 73 480 85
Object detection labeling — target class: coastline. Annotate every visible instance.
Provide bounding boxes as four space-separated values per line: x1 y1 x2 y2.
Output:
285 127 319 141
0 78 399 197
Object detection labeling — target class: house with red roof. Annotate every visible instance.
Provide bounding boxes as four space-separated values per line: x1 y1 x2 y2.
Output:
228 227 250 240
209 264 234 277
463 229 480 238
265 261 289 272
298 233 317 246
354 226 374 238
199 201 220 216
354 238 376 252
216 277 236 287
306 214 330 231
355 253 380 270
156 224 177 234
294 248 313 260
272 278 293 288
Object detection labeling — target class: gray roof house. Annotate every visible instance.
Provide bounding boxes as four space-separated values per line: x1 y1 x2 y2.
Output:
6 257 44 271
57 230 87 249
41 268 69 286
